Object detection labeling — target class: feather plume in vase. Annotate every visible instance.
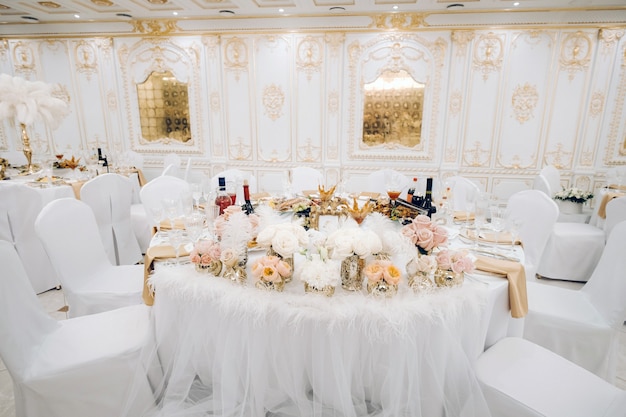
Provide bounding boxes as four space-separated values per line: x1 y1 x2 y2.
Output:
363 212 412 256
220 211 254 259
0 74 69 128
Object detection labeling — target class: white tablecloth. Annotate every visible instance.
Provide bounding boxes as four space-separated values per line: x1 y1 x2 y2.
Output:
137 255 513 417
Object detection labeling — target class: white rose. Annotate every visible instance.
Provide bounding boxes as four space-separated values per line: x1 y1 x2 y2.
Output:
256 226 277 248
330 233 355 259
272 230 300 258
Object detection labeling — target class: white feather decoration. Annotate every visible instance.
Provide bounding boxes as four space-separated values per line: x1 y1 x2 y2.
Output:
220 211 253 258
363 212 407 255
0 73 69 129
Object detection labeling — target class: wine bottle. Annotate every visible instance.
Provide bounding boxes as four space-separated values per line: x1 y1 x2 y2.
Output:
424 177 437 217
214 177 231 215
242 179 255 215
406 177 418 202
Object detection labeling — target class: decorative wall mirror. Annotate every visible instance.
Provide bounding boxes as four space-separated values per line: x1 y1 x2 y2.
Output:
136 70 191 143
362 69 425 147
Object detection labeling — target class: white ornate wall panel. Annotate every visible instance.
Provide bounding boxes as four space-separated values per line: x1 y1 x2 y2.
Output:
1 22 626 195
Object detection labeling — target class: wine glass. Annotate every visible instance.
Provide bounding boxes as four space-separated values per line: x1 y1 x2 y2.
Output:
490 203 507 249
184 210 205 243
168 229 185 266
191 183 202 209
150 207 164 238
204 203 220 238
162 197 181 230
507 217 522 255
386 177 402 207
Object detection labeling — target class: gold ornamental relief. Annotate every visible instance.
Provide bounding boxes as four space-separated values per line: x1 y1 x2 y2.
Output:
511 83 539 124
545 143 573 169
296 139 321 163
296 37 323 80
472 33 504 81
262 84 285 121
462 141 491 167
599 29 624 55
75 41 98 79
589 91 604 118
328 91 339 114
132 20 180 36
371 13 428 30
224 38 248 80
12 42 36 74
325 32 345 57
451 31 475 56
559 32 592 81
449 91 462 117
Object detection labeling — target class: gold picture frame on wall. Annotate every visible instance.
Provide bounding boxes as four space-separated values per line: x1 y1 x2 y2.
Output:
136 70 191 143
362 69 425 148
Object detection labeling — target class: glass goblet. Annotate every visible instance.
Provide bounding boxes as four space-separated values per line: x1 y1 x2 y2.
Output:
168 229 185 266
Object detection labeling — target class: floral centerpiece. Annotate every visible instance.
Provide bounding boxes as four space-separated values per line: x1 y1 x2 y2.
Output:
401 214 448 255
0 74 69 174
214 207 257 283
297 230 340 296
292 199 313 230
553 187 594 204
251 255 293 292
433 249 475 287
553 187 594 215
255 222 308 282
190 240 223 275
326 226 382 291
363 258 402 297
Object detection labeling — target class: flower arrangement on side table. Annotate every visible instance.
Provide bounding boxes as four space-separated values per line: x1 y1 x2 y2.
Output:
553 187 594 204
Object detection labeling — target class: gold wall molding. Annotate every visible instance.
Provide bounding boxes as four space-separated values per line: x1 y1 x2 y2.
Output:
202 35 220 58
449 91 462 117
580 147 594 166
472 32 504 81
324 32 345 57
296 138 321 162
599 28 624 55
224 37 248 81
451 30 475 57
371 13 429 30
210 92 221 113
106 90 117 110
511 83 539 124
296 36 323 81
605 43 626 159
12 41 36 74
589 91 604 118
462 141 491 167
0 39 8 61
262 83 285 121
132 20 180 36
328 90 339 113
75 41 98 80
496 152 536 170
545 143 573 169
228 138 252 161
559 31 592 81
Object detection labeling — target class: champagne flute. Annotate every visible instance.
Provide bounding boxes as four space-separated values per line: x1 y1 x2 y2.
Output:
168 229 185 266
184 210 205 243
191 182 202 209
507 217 522 255
150 206 165 238
490 203 506 250
162 197 180 230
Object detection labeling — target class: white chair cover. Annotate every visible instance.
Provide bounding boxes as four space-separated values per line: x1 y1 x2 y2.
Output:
364 169 409 195
35 198 144 317
183 157 192 182
0 240 156 417
123 150 144 170
531 174 552 197
162 153 182 177
290 166 324 195
0 183 60 293
506 190 559 282
210 169 257 204
540 165 561 195
524 220 626 382
606 166 626 188
448 176 481 211
536 222 605 282
140 176 191 227
476 337 626 417
603 196 626 240
80 173 142 265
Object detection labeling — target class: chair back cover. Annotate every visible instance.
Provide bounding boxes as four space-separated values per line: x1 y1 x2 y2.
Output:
290 166 324 195
35 198 112 288
448 176 480 212
81 173 142 265
140 175 191 226
531 174 552 197
0 240 60 377
183 157 192 182
0 183 60 293
603 196 626 239
540 165 561 195
123 150 144 170
507 190 559 279
365 169 409 195
210 169 258 204
162 153 182 177
582 220 626 327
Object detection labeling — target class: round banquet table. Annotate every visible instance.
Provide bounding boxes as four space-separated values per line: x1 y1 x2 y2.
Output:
135 251 514 417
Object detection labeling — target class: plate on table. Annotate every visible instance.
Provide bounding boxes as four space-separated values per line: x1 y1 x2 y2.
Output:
458 228 517 247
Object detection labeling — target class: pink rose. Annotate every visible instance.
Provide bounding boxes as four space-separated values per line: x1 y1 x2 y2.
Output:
413 215 433 229
415 228 435 252
190 253 201 264
436 251 453 270
200 253 212 264
364 261 384 283
432 226 449 247
383 264 401 285
207 244 221 261
276 260 292 277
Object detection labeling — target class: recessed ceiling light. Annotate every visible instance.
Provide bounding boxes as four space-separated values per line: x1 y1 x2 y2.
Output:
329 6 345 13
21 15 40 22
278 8 285 13
446 3 464 9
513 1 520 5
219 9 235 16
393 5 399 10
74 14 80 18
172 11 178 16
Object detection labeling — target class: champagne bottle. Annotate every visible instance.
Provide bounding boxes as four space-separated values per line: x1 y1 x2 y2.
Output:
424 177 437 217
214 177 231 215
242 179 255 215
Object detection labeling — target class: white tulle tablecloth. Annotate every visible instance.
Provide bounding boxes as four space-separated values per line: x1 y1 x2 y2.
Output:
136 261 512 417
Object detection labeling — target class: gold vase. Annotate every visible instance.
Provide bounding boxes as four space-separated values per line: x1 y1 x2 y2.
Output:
304 282 335 297
366 279 398 298
19 123 36 175
195 260 222 276
434 267 464 288
255 278 285 292
341 254 364 291
267 246 294 283
407 272 435 293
